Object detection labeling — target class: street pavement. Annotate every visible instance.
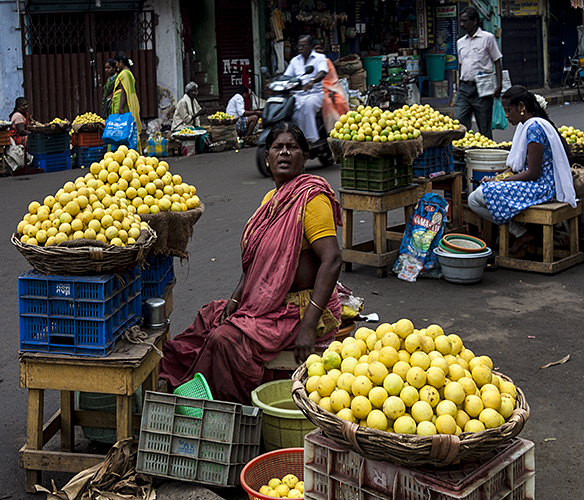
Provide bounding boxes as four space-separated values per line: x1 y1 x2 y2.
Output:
2 102 584 499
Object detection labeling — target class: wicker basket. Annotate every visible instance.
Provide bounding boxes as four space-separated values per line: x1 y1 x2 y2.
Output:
568 143 584 165
11 228 157 275
291 363 529 467
29 121 71 135
209 117 239 126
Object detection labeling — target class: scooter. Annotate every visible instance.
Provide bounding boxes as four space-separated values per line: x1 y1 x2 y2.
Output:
255 66 334 177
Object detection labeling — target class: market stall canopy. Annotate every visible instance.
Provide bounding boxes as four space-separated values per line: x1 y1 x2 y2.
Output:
328 137 423 166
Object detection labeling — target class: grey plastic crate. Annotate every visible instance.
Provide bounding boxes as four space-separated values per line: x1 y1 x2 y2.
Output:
136 391 262 487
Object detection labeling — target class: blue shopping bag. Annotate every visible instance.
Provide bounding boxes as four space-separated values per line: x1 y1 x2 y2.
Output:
492 98 508 130
102 113 138 150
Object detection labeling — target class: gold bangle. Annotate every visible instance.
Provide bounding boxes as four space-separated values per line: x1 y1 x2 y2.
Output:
229 298 240 304
309 299 325 312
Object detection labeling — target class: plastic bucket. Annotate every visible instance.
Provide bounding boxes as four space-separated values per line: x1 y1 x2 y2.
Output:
434 247 492 284
426 54 446 82
465 149 509 193
362 56 383 86
251 379 316 451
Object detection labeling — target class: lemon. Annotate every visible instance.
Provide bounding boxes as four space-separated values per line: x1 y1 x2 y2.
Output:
471 364 492 388
416 420 437 436
316 375 336 397
464 394 484 418
392 360 411 381
323 351 342 371
367 361 388 385
330 389 351 412
418 385 440 407
381 332 401 350
368 386 389 409
444 381 465 405
458 376 477 396
305 354 322 368
382 372 404 396
394 318 414 339
465 419 486 433
499 380 517 399
436 414 457 435
399 385 419 407
377 346 399 369
425 324 444 340
307 362 326 378
352 375 373 397
481 390 502 411
308 391 321 404
382 396 406 420
456 409 471 429
319 397 332 412
340 357 359 375
426 366 446 388
296 482 304 494
341 342 361 360
354 363 369 378
366 409 388 431
499 396 515 419
336 372 355 394
393 415 417 434
479 408 502 429
351 395 372 420
435 399 457 418
336 408 357 423
410 351 430 370
448 363 465 381
268 478 282 490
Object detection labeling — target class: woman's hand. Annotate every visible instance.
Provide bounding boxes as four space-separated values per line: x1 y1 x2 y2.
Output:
294 323 316 365
220 299 239 324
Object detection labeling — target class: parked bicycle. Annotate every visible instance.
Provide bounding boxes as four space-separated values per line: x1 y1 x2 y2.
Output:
561 54 584 102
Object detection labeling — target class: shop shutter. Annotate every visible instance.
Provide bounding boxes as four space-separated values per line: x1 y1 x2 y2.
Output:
215 0 254 106
501 16 544 88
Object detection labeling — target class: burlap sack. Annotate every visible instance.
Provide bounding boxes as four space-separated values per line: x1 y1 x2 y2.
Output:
571 167 584 198
335 54 363 77
349 69 368 93
28 120 71 134
328 137 423 166
421 126 467 149
140 205 204 259
204 125 238 150
72 121 105 133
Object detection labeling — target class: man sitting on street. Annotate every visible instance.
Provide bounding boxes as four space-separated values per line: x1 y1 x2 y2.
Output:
226 85 262 137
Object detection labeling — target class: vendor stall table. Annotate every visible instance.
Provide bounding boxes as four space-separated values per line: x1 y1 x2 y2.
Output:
19 324 169 492
340 185 418 278
414 171 464 233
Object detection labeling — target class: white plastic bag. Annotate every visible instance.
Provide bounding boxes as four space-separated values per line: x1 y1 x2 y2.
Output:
476 70 512 98
5 138 33 172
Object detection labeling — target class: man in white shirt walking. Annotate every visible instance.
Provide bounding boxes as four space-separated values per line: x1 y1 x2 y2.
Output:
225 85 262 137
283 34 328 143
455 7 502 139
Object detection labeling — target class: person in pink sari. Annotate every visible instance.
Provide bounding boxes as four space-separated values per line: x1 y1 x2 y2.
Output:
160 122 343 404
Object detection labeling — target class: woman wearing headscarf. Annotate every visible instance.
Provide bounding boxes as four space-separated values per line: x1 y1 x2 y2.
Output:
102 58 118 118
468 85 577 253
172 82 206 131
111 51 142 137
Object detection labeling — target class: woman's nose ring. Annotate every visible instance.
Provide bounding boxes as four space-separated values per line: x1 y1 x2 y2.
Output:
279 149 291 156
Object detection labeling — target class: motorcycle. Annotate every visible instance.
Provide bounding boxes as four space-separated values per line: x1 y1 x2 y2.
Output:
255 66 334 177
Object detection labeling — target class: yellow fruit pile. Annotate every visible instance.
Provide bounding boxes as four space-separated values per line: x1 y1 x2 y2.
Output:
452 131 511 149
176 128 199 135
304 319 518 436
558 125 584 144
73 112 105 125
209 111 234 120
330 104 460 143
16 145 201 247
50 118 66 124
258 474 304 498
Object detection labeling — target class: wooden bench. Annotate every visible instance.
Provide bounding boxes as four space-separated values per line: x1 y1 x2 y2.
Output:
340 185 418 278
497 201 584 273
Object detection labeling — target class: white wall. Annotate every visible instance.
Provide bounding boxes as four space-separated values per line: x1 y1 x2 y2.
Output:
0 0 25 121
144 0 183 113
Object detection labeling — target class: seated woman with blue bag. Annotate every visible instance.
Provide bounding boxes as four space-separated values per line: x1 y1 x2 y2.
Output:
468 86 577 253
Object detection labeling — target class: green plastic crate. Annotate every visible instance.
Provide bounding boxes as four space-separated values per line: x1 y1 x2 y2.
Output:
341 155 413 192
173 373 213 418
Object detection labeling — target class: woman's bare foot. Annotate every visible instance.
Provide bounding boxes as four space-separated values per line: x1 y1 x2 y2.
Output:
509 232 536 254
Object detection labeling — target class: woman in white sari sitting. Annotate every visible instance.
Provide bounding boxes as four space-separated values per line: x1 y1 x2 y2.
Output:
468 85 577 253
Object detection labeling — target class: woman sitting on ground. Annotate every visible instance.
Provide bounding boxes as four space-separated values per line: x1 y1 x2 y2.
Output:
160 122 343 404
468 85 577 253
9 97 32 149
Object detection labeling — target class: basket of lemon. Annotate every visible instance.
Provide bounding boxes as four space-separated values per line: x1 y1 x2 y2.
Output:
208 111 239 126
71 112 106 133
291 319 529 467
29 118 71 135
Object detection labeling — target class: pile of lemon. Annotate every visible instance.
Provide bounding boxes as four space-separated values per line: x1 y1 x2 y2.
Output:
558 125 584 144
176 128 199 135
16 145 201 247
50 118 67 124
330 104 460 143
304 319 518 436
258 474 304 498
452 131 511 149
72 112 105 125
209 111 234 120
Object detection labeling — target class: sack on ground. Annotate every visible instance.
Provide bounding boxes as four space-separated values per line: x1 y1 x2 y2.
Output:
335 54 363 77
492 98 508 130
102 112 138 150
147 132 168 157
393 193 449 282
349 69 368 93
204 124 238 150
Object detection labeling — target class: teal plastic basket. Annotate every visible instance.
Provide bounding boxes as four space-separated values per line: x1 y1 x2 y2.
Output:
173 373 213 417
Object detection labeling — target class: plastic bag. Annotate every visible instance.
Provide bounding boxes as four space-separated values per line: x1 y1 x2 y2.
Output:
393 193 449 282
102 112 138 150
147 132 168 157
492 98 508 130
5 138 33 171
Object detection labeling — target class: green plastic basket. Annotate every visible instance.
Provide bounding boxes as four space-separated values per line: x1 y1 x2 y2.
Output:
173 373 213 417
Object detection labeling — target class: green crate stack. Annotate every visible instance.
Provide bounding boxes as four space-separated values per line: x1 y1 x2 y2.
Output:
341 155 413 192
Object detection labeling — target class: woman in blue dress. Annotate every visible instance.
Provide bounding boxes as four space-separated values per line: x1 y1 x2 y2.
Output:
468 85 576 253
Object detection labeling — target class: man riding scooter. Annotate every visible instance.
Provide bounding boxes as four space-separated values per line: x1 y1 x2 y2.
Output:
283 34 328 143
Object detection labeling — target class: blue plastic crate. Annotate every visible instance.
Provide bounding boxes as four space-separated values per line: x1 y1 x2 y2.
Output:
74 146 108 169
142 267 174 301
413 145 453 177
19 267 142 356
142 255 174 283
32 151 72 173
28 132 70 154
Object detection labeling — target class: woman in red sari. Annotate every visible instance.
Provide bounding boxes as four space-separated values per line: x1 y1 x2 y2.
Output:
9 98 32 149
160 122 343 404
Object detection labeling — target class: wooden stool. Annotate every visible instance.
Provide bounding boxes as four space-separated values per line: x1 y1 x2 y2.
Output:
414 171 464 233
19 326 169 492
340 185 418 278
463 204 497 249
497 201 584 273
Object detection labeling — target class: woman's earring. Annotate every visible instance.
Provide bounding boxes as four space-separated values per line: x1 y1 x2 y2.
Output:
520 108 525 116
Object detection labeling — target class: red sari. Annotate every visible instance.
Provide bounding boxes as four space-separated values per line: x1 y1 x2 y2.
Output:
10 111 31 148
160 174 343 404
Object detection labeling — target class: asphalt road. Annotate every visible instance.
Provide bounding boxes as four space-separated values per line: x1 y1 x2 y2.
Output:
2 102 584 498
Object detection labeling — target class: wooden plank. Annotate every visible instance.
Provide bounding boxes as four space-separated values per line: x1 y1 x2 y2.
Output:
570 217 579 255
43 410 61 446
373 212 388 254
24 388 44 492
512 202 582 225
452 174 463 229
340 185 418 212
60 391 75 452
117 395 133 440
342 208 353 250
19 447 104 473
542 224 554 263
341 248 398 267
497 252 584 273
22 364 129 393
75 409 142 430
500 224 510 258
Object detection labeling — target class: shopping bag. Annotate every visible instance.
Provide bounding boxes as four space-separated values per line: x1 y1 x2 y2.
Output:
147 132 168 157
492 98 508 130
102 112 137 150
476 70 512 98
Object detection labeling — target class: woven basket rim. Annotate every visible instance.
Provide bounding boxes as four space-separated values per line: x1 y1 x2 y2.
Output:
11 227 157 275
291 363 530 467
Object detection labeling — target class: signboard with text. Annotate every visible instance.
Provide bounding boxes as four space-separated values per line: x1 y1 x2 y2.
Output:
435 5 458 70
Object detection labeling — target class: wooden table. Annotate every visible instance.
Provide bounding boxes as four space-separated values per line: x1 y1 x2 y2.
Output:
414 171 464 233
340 185 418 278
19 325 169 492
